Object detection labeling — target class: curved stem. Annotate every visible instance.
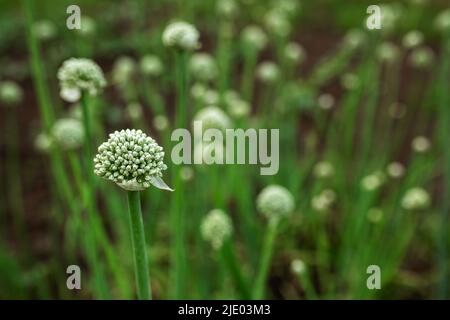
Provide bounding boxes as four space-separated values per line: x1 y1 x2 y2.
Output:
253 219 278 299
127 191 151 300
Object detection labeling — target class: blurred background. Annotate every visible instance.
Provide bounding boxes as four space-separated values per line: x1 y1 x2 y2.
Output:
0 0 449 299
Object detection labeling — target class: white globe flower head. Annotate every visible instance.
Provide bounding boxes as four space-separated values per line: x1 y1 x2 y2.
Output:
402 30 424 49
256 185 295 222
241 25 268 51
361 171 386 192
311 189 336 213
434 9 450 33
313 161 334 179
33 20 57 41
93 129 172 191
317 93 335 110
377 42 400 63
264 9 291 37
153 115 169 131
291 259 306 275
139 55 164 77
57 58 106 102
412 136 431 153
193 106 232 132
284 42 306 65
387 162 405 179
112 56 136 85
256 61 280 84
0 81 23 106
216 0 238 19
52 118 84 150
408 47 435 70
201 209 233 250
162 21 200 51
189 53 218 82
401 187 430 210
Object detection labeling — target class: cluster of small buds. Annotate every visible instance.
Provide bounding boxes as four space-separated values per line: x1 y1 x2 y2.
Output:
412 136 431 153
311 189 336 213
112 56 136 85
402 30 424 49
0 81 23 106
193 106 232 132
386 162 405 179
256 185 295 222
162 21 200 51
139 55 164 77
408 47 435 69
256 61 280 83
284 42 306 65
367 208 383 223
377 42 400 63
313 161 335 179
93 129 171 191
51 118 84 150
240 25 268 51
201 209 233 250
33 20 57 41
361 171 386 192
57 58 106 102
401 187 430 210
189 53 218 82
216 0 238 19
317 93 335 111
264 9 291 37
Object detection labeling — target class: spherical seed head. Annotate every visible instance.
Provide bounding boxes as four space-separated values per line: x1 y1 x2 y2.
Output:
257 185 294 221
435 9 450 32
93 129 171 191
57 58 106 101
408 47 435 69
361 171 385 191
317 93 335 110
401 187 430 210
139 55 164 77
241 25 267 51
284 42 306 64
189 53 218 81
193 106 232 132
387 162 405 179
33 20 57 41
0 81 23 106
313 161 334 179
291 259 306 275
52 118 84 150
402 30 424 49
377 42 400 63
256 61 280 83
201 209 233 250
412 136 431 153
264 9 291 37
162 21 200 51
112 56 136 84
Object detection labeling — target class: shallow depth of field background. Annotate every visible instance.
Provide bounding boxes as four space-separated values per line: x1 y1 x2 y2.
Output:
0 0 449 299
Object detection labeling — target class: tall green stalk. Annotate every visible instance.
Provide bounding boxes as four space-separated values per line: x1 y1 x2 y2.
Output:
127 191 151 300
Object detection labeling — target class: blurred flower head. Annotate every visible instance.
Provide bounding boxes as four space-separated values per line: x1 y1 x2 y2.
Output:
257 185 295 221
153 115 169 131
317 93 335 110
401 187 430 210
216 0 238 19
189 53 218 82
412 136 431 153
402 30 424 49
33 20 57 41
377 42 400 63
386 162 405 179
0 81 23 106
193 106 232 132
256 61 280 83
434 9 450 33
311 189 336 213
52 118 84 150
112 56 136 85
313 161 335 179
290 259 306 275
408 47 435 69
367 208 383 223
127 102 143 121
241 25 268 51
361 171 386 192
201 209 233 250
264 9 291 37
284 42 306 65
139 55 164 77
162 21 200 50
